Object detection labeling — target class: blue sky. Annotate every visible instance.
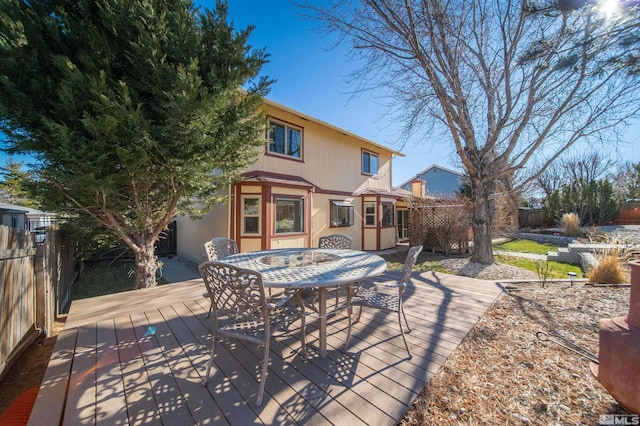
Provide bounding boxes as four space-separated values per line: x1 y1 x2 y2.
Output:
220 0 640 186
2 0 638 187
221 0 455 186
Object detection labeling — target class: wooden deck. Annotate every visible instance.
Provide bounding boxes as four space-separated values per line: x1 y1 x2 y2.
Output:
27 272 505 425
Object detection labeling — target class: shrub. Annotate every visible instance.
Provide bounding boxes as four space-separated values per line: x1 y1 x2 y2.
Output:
535 260 552 288
542 179 622 227
562 213 581 237
587 255 627 284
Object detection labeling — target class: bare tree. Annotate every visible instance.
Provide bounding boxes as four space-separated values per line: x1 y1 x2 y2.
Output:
536 161 564 197
304 0 640 263
612 162 640 199
561 151 617 183
536 150 617 195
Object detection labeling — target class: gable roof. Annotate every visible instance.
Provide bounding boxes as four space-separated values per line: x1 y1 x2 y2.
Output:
398 163 463 188
0 202 46 215
263 99 404 158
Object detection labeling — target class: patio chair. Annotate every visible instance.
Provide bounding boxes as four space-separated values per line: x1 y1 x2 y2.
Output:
204 237 239 261
345 245 423 358
318 234 353 250
302 234 353 314
204 237 239 317
199 261 307 406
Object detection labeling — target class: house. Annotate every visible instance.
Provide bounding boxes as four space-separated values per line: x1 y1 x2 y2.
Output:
398 164 464 199
175 99 404 263
0 202 55 231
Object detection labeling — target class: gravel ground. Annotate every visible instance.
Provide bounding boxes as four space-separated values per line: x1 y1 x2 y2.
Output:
591 225 640 245
437 257 540 281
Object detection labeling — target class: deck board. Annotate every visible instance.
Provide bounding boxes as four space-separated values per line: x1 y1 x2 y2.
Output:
95 317 128 426
29 271 504 425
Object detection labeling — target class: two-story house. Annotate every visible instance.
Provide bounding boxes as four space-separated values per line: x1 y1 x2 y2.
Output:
175 99 403 263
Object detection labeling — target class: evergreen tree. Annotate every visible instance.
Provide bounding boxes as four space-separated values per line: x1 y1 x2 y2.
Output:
0 158 37 208
0 0 271 288
543 178 621 226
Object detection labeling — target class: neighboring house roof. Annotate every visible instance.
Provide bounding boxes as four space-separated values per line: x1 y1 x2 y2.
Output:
263 98 405 158
391 187 440 201
0 202 47 215
397 164 463 189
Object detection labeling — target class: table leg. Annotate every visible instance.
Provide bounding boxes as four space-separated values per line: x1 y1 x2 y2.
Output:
318 287 327 357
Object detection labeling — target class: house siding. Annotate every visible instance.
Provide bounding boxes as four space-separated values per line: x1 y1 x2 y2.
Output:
256 106 393 194
175 199 230 264
176 100 400 261
311 193 362 248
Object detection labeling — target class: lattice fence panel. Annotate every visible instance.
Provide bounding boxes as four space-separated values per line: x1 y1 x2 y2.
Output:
409 204 472 254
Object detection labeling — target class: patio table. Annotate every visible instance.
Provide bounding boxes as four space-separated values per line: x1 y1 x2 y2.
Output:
222 248 387 357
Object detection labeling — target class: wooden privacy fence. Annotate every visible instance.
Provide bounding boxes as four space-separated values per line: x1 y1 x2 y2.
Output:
409 203 472 254
0 225 77 379
0 226 36 379
615 201 640 225
518 208 546 228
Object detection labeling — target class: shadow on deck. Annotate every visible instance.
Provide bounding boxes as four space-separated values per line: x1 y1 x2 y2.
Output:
28 271 505 425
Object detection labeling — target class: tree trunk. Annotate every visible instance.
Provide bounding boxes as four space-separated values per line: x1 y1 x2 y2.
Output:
134 243 158 289
470 177 495 264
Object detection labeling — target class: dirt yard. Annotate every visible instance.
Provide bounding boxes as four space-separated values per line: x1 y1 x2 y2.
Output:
401 283 632 425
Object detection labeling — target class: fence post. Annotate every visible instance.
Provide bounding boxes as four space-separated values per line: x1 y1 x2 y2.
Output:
34 245 48 333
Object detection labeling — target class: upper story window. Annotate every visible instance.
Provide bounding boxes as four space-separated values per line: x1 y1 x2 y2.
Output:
362 150 379 175
330 201 354 227
269 120 302 159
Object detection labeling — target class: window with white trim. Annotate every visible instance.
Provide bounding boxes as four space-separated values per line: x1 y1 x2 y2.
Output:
330 201 354 227
269 120 302 159
362 150 379 175
242 196 260 234
275 197 304 234
364 202 376 227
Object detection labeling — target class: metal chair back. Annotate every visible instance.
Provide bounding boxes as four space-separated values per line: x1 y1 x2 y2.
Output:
204 237 239 261
199 261 267 327
318 234 353 249
400 245 423 284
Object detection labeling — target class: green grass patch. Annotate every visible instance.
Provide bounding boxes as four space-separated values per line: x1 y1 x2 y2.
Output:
496 255 583 279
72 262 170 300
380 252 453 274
492 239 563 255
72 263 136 300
